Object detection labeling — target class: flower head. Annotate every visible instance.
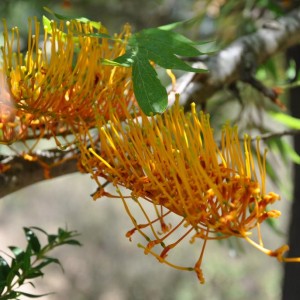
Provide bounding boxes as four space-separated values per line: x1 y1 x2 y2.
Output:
0 18 135 147
81 98 291 283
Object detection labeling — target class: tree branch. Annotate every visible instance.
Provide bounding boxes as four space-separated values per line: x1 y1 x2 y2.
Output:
2 8 300 198
172 7 300 110
0 150 79 198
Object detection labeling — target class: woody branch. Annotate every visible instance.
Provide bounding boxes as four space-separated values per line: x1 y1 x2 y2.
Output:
174 7 300 110
2 7 300 199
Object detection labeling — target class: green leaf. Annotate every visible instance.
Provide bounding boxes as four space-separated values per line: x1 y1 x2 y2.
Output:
265 157 279 185
158 14 204 31
266 138 289 164
47 234 58 244
29 227 48 236
0 291 18 299
0 256 10 294
60 239 82 246
25 269 44 279
17 291 54 298
57 228 80 242
83 32 113 39
34 257 62 271
265 218 284 235
9 246 25 261
24 228 41 254
107 48 137 67
269 112 300 129
133 28 205 58
42 16 67 41
43 7 101 30
132 50 168 115
110 26 208 115
281 140 300 164
22 246 32 276
42 16 52 34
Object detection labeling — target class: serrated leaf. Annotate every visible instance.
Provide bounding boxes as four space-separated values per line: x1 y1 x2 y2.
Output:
146 49 203 72
134 28 205 58
110 26 207 115
269 112 300 129
132 51 168 115
24 228 41 254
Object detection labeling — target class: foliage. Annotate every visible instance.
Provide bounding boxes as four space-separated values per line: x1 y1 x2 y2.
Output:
45 7 207 115
0 227 81 299
1 0 300 298
106 27 207 114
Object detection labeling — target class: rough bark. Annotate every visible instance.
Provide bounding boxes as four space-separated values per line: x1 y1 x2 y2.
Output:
173 7 300 109
0 151 79 198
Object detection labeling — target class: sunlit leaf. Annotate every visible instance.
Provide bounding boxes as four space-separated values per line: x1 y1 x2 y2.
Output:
132 50 168 115
269 112 300 129
110 27 207 115
43 7 101 30
158 14 204 31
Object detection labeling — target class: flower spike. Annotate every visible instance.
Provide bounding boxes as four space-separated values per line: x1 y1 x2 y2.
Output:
1 17 135 175
81 97 298 283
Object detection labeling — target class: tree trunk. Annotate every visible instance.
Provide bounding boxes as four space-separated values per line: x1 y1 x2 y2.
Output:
282 44 300 300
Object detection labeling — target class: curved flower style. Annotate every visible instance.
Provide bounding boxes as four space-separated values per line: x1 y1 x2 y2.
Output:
81 98 299 283
0 18 134 147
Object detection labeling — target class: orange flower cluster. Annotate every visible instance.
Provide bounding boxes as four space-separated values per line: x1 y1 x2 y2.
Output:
0 18 134 147
81 98 295 283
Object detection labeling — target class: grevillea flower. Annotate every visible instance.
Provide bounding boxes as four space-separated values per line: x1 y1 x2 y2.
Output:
81 97 299 283
0 17 134 147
